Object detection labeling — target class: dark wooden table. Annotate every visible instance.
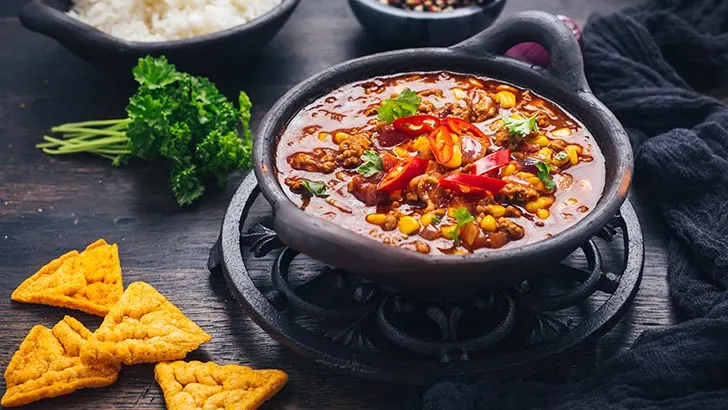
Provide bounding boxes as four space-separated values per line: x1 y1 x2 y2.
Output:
0 0 674 409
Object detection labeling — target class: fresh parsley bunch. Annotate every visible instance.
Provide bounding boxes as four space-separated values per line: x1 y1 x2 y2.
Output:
37 56 253 206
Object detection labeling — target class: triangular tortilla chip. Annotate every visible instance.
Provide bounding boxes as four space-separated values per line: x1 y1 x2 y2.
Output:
11 239 124 317
81 281 211 366
154 361 288 410
1 316 120 407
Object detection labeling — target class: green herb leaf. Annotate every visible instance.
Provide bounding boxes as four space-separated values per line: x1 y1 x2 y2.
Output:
357 150 384 177
445 207 475 243
301 180 329 198
377 88 421 124
554 151 569 162
535 161 556 190
432 214 442 225
501 114 539 137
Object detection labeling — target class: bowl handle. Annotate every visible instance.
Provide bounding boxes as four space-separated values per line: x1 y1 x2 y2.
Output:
451 11 589 93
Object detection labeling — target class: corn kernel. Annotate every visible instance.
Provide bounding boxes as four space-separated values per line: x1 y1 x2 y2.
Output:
525 201 540 213
537 196 555 208
452 87 466 100
537 209 550 219
441 224 458 238
366 213 387 225
480 215 497 232
490 205 506 218
501 163 517 176
495 91 516 108
442 135 463 169
517 171 536 179
538 147 553 159
534 135 550 147
551 127 572 138
318 132 331 141
413 136 431 158
393 145 410 158
420 213 434 226
398 216 421 235
334 132 350 144
566 145 580 165
553 151 570 167
527 176 542 186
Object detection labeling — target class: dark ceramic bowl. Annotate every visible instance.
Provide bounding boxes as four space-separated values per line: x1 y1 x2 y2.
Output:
348 0 507 48
253 11 633 294
18 0 300 74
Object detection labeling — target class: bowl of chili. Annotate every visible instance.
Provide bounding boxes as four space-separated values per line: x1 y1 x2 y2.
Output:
250 11 633 295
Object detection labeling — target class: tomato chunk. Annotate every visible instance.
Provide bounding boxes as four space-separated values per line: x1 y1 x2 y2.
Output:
393 115 440 136
377 157 429 192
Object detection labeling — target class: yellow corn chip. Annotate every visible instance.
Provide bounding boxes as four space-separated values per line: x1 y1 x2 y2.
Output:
11 239 124 317
81 281 212 366
1 316 120 407
154 361 288 410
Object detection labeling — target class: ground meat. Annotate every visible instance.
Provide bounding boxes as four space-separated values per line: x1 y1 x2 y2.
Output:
348 174 387 206
405 175 442 211
418 100 436 114
549 139 568 151
536 111 551 127
288 148 338 173
361 104 379 116
337 133 371 168
475 197 496 214
468 90 497 123
505 205 522 217
381 213 398 231
497 217 525 240
418 89 444 98
436 102 471 121
493 128 512 147
497 183 539 204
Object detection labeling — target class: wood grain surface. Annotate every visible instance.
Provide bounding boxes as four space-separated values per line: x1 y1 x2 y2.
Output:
0 0 676 409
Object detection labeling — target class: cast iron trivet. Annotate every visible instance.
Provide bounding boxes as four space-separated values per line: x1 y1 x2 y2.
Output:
208 173 644 385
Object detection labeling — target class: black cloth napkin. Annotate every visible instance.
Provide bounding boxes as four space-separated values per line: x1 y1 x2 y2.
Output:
420 0 728 408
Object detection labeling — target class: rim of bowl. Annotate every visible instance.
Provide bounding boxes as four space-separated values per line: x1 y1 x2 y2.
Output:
33 0 300 49
254 49 633 268
348 0 506 20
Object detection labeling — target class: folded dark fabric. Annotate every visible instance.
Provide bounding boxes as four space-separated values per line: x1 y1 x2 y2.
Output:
420 0 728 408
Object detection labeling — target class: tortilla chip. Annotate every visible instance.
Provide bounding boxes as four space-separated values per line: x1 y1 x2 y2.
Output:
11 239 124 317
154 361 288 410
1 316 120 407
81 281 211 366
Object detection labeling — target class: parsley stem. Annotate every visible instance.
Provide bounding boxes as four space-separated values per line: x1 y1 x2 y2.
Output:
51 118 131 128
49 127 127 137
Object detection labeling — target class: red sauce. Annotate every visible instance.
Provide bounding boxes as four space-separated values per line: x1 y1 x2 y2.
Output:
275 72 605 255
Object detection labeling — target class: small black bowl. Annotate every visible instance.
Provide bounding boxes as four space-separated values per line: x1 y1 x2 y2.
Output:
348 0 507 49
19 0 300 74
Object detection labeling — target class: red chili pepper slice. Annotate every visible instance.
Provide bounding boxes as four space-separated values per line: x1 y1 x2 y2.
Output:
443 117 489 140
471 149 510 175
427 126 455 165
393 115 440 136
439 173 507 196
377 156 429 192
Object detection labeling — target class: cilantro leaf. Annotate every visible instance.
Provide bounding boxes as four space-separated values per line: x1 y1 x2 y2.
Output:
501 114 539 137
445 207 475 243
301 180 329 197
432 214 442 225
377 88 421 124
535 161 556 190
357 150 384 177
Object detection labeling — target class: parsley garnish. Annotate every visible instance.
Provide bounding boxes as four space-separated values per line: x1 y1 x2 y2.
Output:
535 161 556 190
445 207 475 243
357 150 384 177
501 114 539 137
301 180 329 198
554 151 569 162
377 88 421 124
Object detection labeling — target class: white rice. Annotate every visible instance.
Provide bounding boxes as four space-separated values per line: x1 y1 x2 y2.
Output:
68 0 282 42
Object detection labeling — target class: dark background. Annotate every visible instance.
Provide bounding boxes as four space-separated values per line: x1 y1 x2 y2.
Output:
0 0 675 409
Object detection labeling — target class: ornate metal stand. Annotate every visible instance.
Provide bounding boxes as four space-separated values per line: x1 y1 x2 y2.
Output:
208 173 644 385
